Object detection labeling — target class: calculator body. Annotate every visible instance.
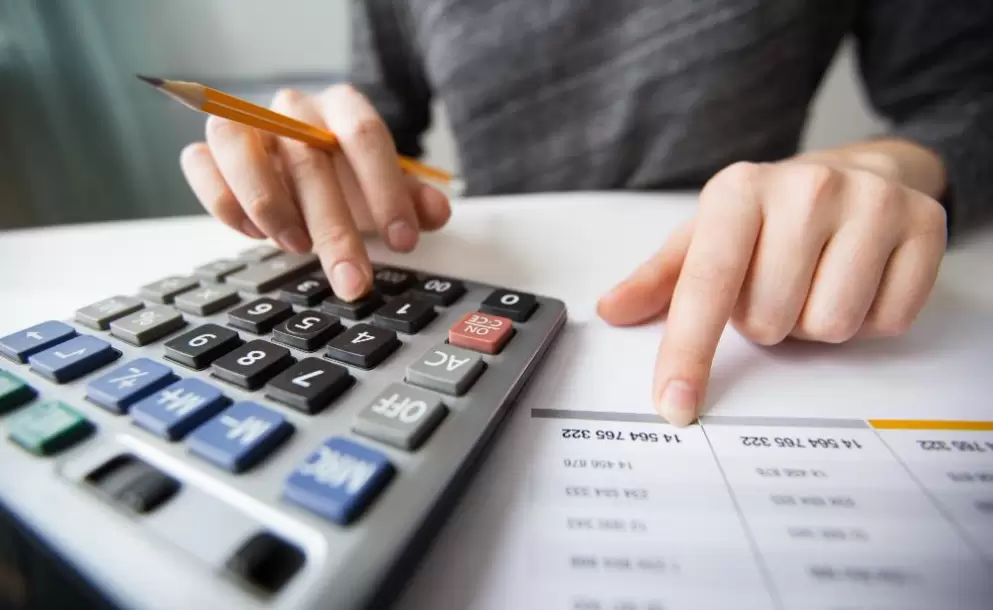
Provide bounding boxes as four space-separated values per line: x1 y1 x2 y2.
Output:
0 250 567 610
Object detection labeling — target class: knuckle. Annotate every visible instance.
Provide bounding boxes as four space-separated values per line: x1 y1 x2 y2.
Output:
859 175 902 219
242 192 278 222
282 149 326 180
323 83 365 105
737 312 792 346
801 164 840 207
341 116 389 154
205 115 242 142
270 87 308 111
710 161 764 195
871 311 916 337
679 261 739 302
801 312 861 344
311 222 360 254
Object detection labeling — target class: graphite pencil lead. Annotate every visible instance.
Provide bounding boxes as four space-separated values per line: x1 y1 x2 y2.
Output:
135 74 165 87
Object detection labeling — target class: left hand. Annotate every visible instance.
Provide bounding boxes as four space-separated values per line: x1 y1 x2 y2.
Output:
596 156 948 426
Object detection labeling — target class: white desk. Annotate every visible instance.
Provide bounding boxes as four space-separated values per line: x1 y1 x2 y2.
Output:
3 192 993 609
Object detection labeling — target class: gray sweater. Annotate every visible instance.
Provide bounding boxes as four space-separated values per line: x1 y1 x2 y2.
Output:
349 0 993 239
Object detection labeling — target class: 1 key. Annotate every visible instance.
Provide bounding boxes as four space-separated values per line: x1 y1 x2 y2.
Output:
211 340 294 390
372 296 436 334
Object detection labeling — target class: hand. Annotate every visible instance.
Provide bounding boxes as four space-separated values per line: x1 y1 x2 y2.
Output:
179 85 452 300
597 155 948 426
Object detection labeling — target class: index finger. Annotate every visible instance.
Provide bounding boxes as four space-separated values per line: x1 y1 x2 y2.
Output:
654 163 764 425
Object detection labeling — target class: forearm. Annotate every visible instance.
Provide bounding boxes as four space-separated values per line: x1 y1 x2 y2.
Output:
796 137 947 200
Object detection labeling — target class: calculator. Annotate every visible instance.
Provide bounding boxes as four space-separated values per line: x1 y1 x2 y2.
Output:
0 245 566 610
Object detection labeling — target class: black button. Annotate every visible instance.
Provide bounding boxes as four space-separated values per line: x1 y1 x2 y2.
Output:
264 358 353 414
480 289 538 322
325 323 399 369
228 298 294 334
321 291 383 320
278 276 331 306
373 266 416 295
164 324 242 369
271 311 343 351
225 531 305 596
372 296 436 334
85 454 180 515
411 276 466 306
211 340 294 390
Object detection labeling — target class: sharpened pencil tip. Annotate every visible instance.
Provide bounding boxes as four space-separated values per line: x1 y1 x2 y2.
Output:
135 74 164 87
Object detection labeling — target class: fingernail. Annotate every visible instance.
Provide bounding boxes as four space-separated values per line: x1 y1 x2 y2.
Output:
278 227 311 253
387 220 417 251
657 380 697 426
242 220 264 239
331 260 366 300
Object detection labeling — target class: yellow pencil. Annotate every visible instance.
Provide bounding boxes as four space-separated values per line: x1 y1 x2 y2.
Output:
137 75 454 186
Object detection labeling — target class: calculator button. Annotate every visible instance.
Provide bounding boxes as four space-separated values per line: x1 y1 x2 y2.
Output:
28 336 120 383
321 291 384 320
373 267 416 295
174 285 241 316
237 245 281 263
0 370 36 414
84 454 181 515
85 358 177 414
75 296 144 330
271 312 343 351
353 383 447 450
279 276 331 306
140 276 199 304
194 259 246 282
0 321 78 363
480 289 537 322
372 296 436 334
411 276 466 306
211 340 294 390
131 379 229 441
264 359 353 414
228 298 294 334
187 401 294 473
406 344 485 396
282 437 394 525
227 253 319 293
6 400 94 456
448 312 514 354
110 306 186 346
225 532 305 596
164 324 242 369
325 323 399 369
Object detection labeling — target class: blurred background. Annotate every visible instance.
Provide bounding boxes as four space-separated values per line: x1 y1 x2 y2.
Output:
0 0 884 231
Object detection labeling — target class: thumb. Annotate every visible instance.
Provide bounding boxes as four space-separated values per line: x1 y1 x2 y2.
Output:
596 219 694 326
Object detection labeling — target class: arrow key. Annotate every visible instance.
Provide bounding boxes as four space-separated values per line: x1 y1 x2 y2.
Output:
0 321 78 363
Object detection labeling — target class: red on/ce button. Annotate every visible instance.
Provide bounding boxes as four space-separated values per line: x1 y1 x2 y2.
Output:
448 312 513 354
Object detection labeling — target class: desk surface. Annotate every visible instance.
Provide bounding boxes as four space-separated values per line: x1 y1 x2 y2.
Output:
3 191 993 609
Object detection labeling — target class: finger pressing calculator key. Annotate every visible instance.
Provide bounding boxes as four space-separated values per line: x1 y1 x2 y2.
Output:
0 246 566 610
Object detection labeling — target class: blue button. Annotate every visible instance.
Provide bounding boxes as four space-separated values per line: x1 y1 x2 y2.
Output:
131 379 228 441
283 437 394 525
187 401 293 472
28 335 119 383
0 321 78 363
85 358 177 414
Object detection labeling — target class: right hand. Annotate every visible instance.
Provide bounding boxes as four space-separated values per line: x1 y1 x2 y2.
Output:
179 85 452 301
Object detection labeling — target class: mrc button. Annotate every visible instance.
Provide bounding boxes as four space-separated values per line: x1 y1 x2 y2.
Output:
480 289 537 322
283 437 394 525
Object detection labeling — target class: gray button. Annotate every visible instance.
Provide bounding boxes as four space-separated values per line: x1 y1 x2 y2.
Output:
226 253 319 293
140 276 199 304
237 245 281 263
75 296 143 330
110 305 186 346
353 383 447 450
174 285 240 316
406 343 485 396
193 259 246 282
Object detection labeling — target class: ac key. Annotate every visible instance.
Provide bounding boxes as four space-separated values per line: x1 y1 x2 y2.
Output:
272 312 343 351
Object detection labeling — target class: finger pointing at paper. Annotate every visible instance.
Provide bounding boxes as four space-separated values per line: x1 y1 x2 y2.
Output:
597 145 949 427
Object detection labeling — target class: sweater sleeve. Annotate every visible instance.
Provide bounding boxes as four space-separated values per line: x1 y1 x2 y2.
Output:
853 1 993 240
346 0 433 159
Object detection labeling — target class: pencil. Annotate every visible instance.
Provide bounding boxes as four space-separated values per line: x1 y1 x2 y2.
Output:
137 75 455 186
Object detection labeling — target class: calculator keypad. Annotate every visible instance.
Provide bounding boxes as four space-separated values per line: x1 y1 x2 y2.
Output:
0 251 566 605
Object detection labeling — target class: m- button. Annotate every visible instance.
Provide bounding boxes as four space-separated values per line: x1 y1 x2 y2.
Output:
448 312 513 355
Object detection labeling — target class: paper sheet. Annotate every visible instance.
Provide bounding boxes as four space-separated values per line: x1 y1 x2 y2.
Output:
397 296 993 610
